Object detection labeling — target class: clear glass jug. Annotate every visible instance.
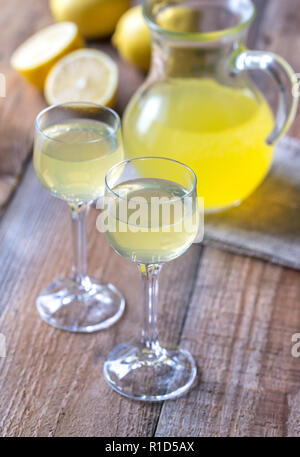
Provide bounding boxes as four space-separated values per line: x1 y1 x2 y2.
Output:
123 0 298 212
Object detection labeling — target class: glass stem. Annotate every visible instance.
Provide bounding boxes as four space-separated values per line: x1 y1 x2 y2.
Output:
138 264 162 352
70 203 88 284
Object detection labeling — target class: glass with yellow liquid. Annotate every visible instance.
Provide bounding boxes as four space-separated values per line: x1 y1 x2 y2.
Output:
103 157 200 401
34 103 125 333
123 0 298 212
34 120 123 203
105 177 199 263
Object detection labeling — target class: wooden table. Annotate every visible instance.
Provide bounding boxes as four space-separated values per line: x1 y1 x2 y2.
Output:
1 0 300 437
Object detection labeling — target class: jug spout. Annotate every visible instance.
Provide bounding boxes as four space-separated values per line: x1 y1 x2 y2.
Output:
143 0 256 43
149 33 247 79
144 0 255 78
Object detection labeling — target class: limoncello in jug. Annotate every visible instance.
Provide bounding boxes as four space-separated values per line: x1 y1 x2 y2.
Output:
123 0 298 212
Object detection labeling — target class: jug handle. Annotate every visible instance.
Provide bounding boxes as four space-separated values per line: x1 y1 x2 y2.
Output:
231 49 298 145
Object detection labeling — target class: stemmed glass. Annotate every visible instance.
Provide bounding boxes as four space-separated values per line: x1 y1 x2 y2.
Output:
33 102 125 332
102 157 200 401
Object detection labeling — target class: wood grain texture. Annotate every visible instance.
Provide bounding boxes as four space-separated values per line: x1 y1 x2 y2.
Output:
1 0 300 438
0 0 50 208
250 0 300 139
0 166 201 437
155 248 300 437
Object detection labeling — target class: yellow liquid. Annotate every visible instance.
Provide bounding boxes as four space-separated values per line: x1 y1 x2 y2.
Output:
34 120 123 203
123 78 274 211
105 178 198 264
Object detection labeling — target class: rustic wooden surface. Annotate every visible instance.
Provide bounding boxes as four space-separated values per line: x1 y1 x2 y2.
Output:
0 0 300 437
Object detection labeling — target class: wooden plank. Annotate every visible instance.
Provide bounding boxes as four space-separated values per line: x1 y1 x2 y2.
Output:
1 0 300 438
0 164 201 436
155 0 300 437
247 0 270 48
0 0 50 209
155 247 300 436
250 0 300 139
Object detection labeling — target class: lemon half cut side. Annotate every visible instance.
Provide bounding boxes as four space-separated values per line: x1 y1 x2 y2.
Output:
44 48 119 108
11 22 84 89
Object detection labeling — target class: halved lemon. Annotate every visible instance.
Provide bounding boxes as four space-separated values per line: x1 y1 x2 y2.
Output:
11 22 84 89
44 48 119 107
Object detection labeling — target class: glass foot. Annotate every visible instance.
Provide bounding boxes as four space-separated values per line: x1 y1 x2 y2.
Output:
103 341 197 401
36 277 125 333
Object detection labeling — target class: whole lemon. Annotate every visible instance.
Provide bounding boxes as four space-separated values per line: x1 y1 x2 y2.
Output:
157 7 199 33
112 5 151 72
50 0 131 39
113 5 200 71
